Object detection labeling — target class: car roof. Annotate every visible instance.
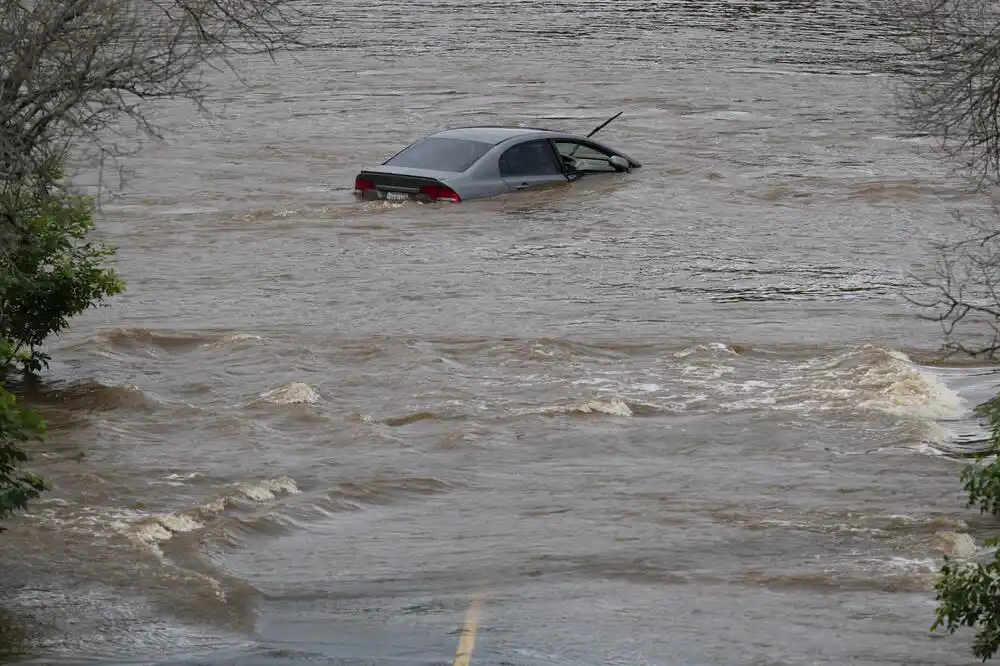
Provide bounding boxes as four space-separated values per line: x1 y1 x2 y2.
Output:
429 126 565 144
398 125 641 169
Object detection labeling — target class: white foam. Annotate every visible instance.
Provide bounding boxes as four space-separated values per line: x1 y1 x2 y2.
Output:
164 472 201 482
129 513 206 557
933 531 978 558
235 476 300 502
573 397 633 417
873 134 936 144
571 377 614 387
522 396 633 418
155 513 204 533
679 364 736 380
211 333 265 346
462 344 972 440
882 556 940 573
198 497 230 515
856 349 966 421
904 441 958 456
685 110 761 121
673 342 738 359
681 346 970 434
116 476 299 555
257 382 319 405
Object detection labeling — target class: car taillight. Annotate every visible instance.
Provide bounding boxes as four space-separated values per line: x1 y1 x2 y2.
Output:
418 185 460 202
354 176 375 193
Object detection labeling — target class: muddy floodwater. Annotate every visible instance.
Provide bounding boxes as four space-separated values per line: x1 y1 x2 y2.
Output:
2 1 998 664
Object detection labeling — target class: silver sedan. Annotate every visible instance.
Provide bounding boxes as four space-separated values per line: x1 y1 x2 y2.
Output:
353 126 642 203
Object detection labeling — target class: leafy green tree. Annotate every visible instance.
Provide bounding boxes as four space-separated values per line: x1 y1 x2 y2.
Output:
0 192 125 375
0 190 121 531
931 395 1000 660
0 0 322 531
0 389 45 533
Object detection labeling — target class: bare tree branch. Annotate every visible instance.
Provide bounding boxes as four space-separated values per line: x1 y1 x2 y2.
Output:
904 202 1000 359
885 1 1000 359
886 0 1000 190
0 0 323 340
0 0 320 199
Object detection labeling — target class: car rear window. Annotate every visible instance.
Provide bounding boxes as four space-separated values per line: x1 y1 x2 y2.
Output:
384 137 493 173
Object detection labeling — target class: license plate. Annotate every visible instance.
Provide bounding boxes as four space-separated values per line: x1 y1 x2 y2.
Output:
383 191 408 202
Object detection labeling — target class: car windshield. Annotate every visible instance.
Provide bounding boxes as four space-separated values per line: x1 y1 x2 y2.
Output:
384 137 493 173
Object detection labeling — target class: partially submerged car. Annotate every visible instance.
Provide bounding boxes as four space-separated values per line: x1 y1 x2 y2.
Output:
353 125 642 203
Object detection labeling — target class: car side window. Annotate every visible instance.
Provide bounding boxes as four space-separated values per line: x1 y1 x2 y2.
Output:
498 140 563 177
553 141 618 173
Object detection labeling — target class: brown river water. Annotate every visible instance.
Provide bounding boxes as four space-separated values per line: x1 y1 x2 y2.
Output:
2 1 999 664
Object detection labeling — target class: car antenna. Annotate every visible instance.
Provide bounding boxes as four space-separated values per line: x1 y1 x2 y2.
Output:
563 111 625 162
586 111 624 138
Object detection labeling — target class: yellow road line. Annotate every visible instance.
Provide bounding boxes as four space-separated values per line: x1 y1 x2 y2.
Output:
454 588 486 666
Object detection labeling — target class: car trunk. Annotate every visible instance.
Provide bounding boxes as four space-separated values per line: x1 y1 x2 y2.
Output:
354 168 461 202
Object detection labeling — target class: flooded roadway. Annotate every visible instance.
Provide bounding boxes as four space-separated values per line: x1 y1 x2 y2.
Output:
1 1 996 664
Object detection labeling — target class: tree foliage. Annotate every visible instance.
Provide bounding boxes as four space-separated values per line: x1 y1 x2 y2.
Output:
0 192 124 375
933 546 1000 662
0 389 45 534
0 0 320 530
961 396 1000 517
0 190 121 532
932 393 1000 661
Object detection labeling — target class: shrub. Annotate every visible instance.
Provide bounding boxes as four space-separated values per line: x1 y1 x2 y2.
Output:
0 389 45 533
0 190 124 531
934 395 1000 660
0 192 125 375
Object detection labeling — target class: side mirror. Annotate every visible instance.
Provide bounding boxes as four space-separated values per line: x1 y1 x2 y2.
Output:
609 155 631 172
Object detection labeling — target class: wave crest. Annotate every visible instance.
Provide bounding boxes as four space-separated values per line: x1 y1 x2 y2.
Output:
127 475 300 557
520 396 634 418
255 382 319 405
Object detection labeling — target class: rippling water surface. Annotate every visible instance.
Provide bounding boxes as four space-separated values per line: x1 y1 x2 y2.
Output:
2 1 998 664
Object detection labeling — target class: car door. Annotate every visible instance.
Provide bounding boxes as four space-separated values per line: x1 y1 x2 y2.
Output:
551 139 621 180
498 139 568 192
